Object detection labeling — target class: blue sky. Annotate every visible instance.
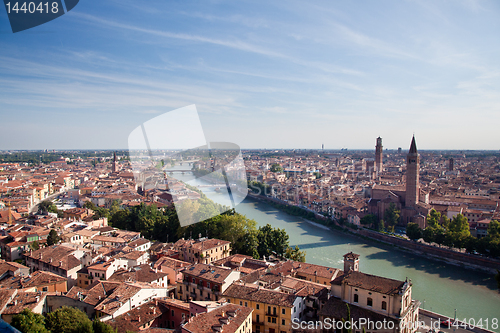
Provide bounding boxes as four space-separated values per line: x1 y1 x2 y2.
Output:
0 0 499 150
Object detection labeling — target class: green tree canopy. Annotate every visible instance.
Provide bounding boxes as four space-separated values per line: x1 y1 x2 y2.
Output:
30 240 40 251
11 308 48 333
270 163 283 173
284 245 306 262
360 214 377 228
488 220 500 238
406 223 423 241
384 203 400 231
47 229 60 246
93 318 117 333
38 200 58 214
257 224 289 258
45 306 93 333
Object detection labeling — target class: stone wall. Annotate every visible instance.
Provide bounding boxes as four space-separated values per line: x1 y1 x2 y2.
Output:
358 229 500 273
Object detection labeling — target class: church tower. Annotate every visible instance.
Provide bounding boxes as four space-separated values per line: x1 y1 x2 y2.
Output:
375 137 383 175
343 252 360 273
112 152 117 173
406 136 419 207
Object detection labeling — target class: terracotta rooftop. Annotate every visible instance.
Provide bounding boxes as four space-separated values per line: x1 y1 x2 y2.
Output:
183 264 234 284
331 271 406 295
223 283 296 308
182 303 252 333
94 283 143 315
2 291 47 315
0 270 66 290
24 245 82 271
128 238 150 248
153 257 190 270
108 300 163 333
109 264 167 285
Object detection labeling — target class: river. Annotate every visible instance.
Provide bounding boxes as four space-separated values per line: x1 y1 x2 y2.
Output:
167 169 500 329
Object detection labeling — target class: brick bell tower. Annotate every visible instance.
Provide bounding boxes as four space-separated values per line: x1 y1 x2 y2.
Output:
375 137 383 175
406 135 419 207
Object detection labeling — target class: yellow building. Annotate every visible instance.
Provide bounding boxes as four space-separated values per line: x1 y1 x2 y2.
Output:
174 238 231 264
223 283 299 333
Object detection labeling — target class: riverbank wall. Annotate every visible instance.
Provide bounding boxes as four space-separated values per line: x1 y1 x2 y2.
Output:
357 229 500 274
248 193 500 274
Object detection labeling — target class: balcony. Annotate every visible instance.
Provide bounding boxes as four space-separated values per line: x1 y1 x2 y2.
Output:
266 311 278 317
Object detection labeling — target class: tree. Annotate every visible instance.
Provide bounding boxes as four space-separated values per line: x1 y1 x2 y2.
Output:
270 163 283 173
45 306 93 333
83 201 97 210
426 209 442 228
38 200 58 214
488 220 500 238
47 229 60 246
109 200 121 217
447 214 471 249
284 245 306 262
384 203 400 231
406 223 422 241
378 219 385 232
257 224 290 258
11 308 48 333
30 240 40 251
465 236 478 254
360 214 377 228
422 227 435 243
93 318 117 333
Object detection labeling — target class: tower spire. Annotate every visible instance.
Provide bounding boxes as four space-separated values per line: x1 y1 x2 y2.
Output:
409 135 417 154
406 135 420 207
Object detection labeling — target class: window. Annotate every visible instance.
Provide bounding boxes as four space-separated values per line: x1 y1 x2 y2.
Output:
256 304 260 310
282 319 285 325
272 318 276 324
240 301 243 306
171 310 174 316
382 301 387 310
354 294 359 303
367 297 373 307
273 307 276 315
282 308 285 315
256 315 260 323
268 306 271 313
245 302 248 307
268 317 271 323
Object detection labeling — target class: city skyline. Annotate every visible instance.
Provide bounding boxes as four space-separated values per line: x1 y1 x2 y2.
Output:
1 1 500 150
